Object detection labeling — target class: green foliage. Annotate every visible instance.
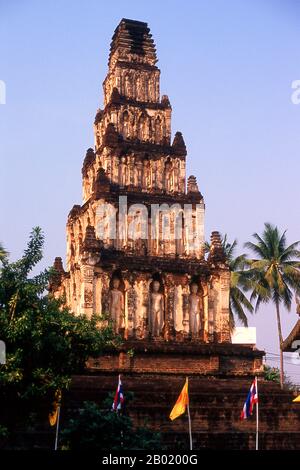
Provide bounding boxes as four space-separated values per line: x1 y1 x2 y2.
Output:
263 365 280 383
205 235 253 328
61 400 161 451
263 365 297 390
0 227 118 400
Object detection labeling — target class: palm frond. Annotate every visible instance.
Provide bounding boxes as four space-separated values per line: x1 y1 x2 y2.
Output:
206 234 253 325
250 259 270 271
231 286 254 314
244 240 267 259
230 295 249 327
0 242 8 262
280 245 300 262
278 230 287 254
230 253 248 271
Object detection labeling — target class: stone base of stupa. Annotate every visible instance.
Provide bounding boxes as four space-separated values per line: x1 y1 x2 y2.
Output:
86 340 264 377
69 349 300 450
3 342 300 450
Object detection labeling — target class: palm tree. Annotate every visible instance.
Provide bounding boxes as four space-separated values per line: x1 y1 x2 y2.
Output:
245 223 300 389
0 242 7 262
205 235 253 329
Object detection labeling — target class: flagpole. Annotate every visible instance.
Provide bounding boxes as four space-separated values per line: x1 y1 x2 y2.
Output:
54 405 61 451
120 373 123 448
186 377 193 451
187 401 193 451
255 376 259 451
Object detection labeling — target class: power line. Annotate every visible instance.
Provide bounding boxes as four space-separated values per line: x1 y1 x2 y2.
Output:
265 359 300 366
266 351 299 357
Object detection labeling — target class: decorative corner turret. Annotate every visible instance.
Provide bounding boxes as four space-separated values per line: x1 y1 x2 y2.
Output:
161 94 171 108
82 148 96 175
187 175 200 194
208 231 227 264
172 131 187 156
53 256 65 274
68 205 81 221
49 257 65 294
94 108 103 125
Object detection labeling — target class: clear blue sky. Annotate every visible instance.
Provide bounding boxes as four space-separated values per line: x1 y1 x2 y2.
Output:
1 0 300 382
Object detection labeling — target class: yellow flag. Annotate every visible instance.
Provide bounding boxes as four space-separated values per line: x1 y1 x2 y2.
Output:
169 378 189 421
293 395 300 403
49 389 62 426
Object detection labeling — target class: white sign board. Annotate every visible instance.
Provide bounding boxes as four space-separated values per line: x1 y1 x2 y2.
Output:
231 327 256 345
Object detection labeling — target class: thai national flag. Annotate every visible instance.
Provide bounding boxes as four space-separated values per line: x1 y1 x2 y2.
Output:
240 377 258 420
112 375 124 411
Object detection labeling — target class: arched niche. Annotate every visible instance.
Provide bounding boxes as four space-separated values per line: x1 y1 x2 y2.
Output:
154 115 162 143
109 269 125 292
149 272 165 338
189 275 204 339
108 269 125 334
122 110 130 138
164 157 173 192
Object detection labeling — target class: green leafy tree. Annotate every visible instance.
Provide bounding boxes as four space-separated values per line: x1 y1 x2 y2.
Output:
0 227 118 434
61 400 161 451
263 365 297 391
205 235 253 328
263 365 281 383
245 223 300 388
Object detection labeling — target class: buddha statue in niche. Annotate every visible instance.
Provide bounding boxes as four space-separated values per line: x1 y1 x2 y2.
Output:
189 282 202 337
109 277 124 333
119 156 127 187
142 159 151 188
150 280 164 337
164 160 173 192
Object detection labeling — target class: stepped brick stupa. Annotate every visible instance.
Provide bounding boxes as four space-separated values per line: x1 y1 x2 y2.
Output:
52 18 233 345
49 19 300 450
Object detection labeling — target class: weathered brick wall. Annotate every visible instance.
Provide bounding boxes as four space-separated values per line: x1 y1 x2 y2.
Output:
87 341 264 376
3 344 299 450
68 374 300 450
